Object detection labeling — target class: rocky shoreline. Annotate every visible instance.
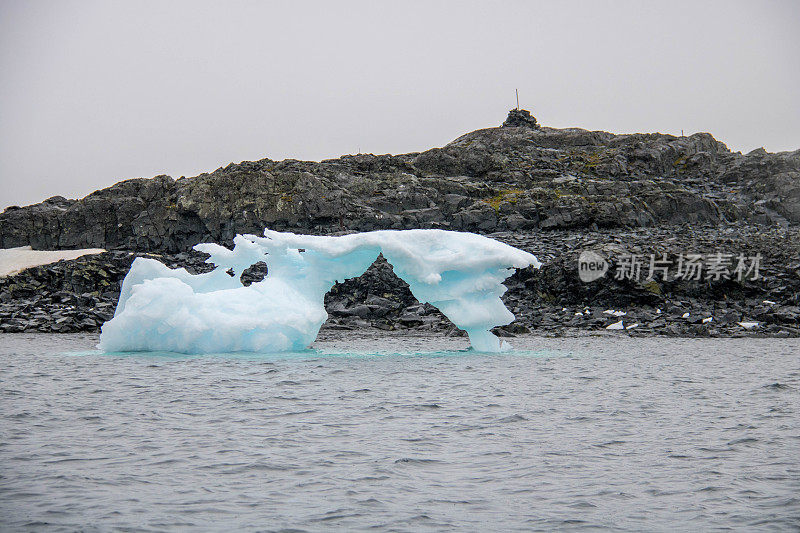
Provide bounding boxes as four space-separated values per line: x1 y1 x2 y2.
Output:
1 110 797 339
1 224 797 338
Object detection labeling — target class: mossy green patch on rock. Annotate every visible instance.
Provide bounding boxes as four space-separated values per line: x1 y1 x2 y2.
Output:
482 189 524 211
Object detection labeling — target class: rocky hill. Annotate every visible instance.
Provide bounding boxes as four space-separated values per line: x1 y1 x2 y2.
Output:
2 110 798 252
1 110 798 337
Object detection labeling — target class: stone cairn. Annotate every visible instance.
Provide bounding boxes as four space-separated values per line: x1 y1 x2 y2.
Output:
502 108 540 129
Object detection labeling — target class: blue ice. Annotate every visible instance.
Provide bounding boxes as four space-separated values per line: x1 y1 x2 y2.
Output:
98 229 540 353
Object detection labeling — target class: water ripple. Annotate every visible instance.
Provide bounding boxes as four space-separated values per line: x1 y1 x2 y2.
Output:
1 332 799 531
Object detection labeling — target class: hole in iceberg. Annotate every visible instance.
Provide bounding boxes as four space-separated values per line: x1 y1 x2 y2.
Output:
324 255 452 332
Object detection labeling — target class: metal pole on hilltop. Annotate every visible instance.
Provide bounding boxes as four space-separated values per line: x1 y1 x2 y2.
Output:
515 89 519 110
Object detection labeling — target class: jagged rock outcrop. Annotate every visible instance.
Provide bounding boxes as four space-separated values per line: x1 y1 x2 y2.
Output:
1 114 798 253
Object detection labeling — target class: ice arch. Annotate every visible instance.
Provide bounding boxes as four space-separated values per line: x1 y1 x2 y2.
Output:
99 229 540 353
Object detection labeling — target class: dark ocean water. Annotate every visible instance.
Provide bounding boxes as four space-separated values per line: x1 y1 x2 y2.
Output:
1 332 798 532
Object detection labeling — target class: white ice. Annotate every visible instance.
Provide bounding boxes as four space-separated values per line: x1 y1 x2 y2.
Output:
99 229 540 354
0 246 105 277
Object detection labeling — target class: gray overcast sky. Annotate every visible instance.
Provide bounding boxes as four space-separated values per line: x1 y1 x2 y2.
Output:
1 0 798 209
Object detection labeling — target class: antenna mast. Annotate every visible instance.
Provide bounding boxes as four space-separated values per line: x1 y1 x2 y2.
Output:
515 89 519 110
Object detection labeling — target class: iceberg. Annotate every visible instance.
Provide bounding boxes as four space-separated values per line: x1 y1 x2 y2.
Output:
98 229 540 354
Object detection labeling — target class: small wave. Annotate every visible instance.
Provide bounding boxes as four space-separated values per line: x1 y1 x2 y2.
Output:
394 458 442 464
309 510 362 522
498 414 528 423
727 437 759 445
270 409 318 418
594 440 627 447
763 382 793 391
568 501 598 509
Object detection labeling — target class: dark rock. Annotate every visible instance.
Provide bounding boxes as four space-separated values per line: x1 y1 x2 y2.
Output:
502 108 540 129
398 312 424 327
342 304 372 318
719 311 742 325
365 295 401 310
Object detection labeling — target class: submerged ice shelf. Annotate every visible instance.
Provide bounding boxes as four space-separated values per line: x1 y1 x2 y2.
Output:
99 229 540 353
